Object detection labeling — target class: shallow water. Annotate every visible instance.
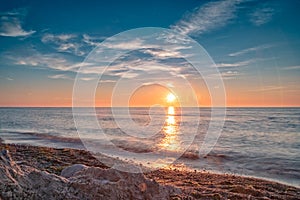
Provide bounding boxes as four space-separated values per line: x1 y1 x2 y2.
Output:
0 107 299 186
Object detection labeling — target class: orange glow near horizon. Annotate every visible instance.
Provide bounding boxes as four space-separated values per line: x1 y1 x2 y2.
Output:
0 78 299 107
127 84 181 107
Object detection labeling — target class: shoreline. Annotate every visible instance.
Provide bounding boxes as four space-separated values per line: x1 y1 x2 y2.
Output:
1 139 298 188
1 141 299 199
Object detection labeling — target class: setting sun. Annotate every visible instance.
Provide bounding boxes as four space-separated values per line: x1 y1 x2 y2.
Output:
166 93 176 103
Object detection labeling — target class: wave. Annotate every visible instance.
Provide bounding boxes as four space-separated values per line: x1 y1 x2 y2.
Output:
107 139 232 161
0 130 82 144
1 130 233 163
110 139 154 153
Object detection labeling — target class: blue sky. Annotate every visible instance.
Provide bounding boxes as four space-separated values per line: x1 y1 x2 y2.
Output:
0 0 299 106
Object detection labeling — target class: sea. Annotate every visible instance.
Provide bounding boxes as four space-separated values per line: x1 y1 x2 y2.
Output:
0 107 299 187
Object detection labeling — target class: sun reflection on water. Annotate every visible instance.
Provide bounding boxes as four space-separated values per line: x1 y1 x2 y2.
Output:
158 106 180 151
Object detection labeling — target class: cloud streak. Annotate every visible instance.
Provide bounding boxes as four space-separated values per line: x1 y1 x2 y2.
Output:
171 0 242 36
216 59 253 68
281 65 300 71
0 9 35 37
41 33 76 43
249 85 285 92
48 74 72 80
14 52 84 72
216 57 275 68
229 44 274 57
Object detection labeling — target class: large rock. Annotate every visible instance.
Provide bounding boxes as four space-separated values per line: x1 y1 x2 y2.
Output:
0 150 76 199
0 150 180 199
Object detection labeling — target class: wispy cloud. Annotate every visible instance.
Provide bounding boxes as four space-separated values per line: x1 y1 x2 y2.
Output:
171 0 242 36
5 1 278 84
41 33 107 56
0 8 35 37
229 44 274 57
216 60 253 68
171 0 277 35
142 48 189 59
57 43 84 56
281 65 300 71
10 50 116 78
48 74 70 79
250 6 275 26
82 34 106 46
8 39 226 83
249 85 285 92
41 33 86 56
215 56 274 68
48 74 72 80
14 52 84 72
41 33 76 43
96 36 192 60
205 70 241 80
221 70 240 79
101 38 156 50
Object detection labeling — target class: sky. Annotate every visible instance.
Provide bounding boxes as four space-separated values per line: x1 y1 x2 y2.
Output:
0 0 299 107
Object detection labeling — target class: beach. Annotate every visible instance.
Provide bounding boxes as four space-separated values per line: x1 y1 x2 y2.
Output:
1 0 300 199
1 141 299 200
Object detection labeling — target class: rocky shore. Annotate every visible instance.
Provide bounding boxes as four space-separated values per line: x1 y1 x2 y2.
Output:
0 142 299 199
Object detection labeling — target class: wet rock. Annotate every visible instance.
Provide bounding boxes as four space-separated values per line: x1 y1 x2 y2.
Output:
61 164 87 178
62 165 180 199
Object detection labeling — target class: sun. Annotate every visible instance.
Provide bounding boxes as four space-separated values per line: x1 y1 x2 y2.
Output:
166 93 176 103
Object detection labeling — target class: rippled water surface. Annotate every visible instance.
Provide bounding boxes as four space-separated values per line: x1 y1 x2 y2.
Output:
0 107 299 186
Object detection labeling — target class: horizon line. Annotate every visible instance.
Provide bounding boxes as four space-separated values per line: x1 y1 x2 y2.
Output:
0 106 299 108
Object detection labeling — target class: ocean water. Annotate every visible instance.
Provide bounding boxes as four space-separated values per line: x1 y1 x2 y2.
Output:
0 107 299 187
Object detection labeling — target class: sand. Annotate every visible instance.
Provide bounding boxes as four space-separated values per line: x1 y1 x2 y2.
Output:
0 142 299 199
